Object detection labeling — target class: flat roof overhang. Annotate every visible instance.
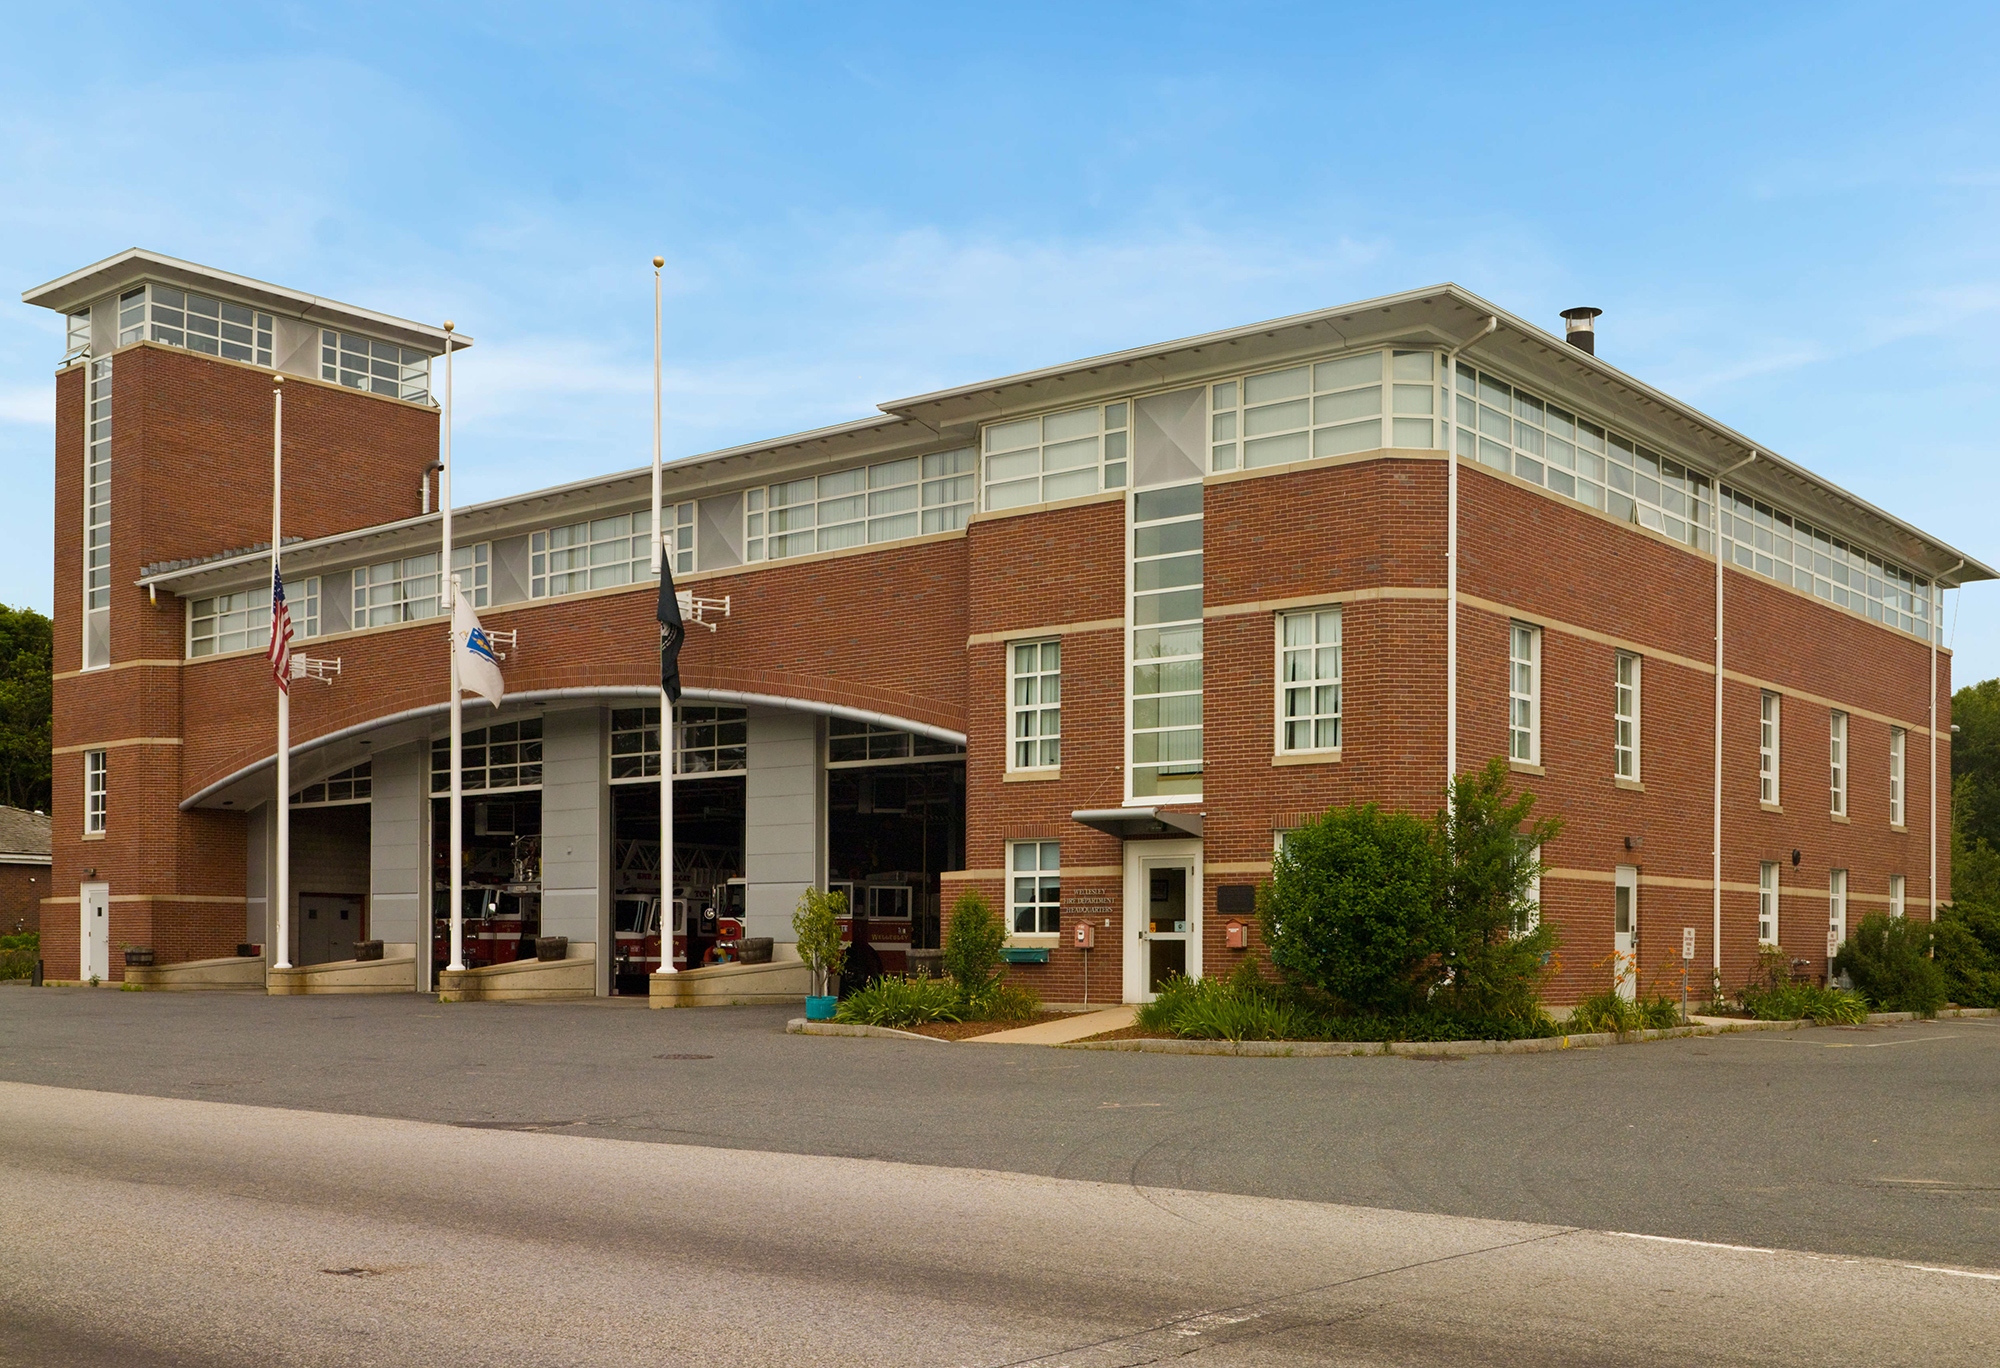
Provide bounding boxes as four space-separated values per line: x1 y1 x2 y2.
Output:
22 249 470 356
1071 808 1203 840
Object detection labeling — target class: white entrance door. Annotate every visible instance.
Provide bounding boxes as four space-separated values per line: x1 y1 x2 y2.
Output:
1123 840 1201 1003
79 882 110 982
1613 865 1638 1002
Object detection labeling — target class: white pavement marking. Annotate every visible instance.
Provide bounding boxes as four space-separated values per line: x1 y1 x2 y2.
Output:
1 1081 1994 1367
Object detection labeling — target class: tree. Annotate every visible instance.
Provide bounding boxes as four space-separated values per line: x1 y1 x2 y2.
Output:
942 890 1006 995
1951 678 2000 852
1431 760 1563 1020
0 604 51 812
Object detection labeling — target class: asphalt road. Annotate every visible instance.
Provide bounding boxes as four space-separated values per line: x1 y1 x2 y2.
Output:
1 987 1996 1272
3 1079 1995 1368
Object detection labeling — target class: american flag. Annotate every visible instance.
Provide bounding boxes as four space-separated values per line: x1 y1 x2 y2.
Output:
268 566 294 694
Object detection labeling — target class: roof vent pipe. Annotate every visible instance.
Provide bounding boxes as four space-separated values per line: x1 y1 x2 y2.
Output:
1560 307 1603 355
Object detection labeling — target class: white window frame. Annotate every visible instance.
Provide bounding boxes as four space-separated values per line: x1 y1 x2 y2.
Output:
1128 482 1204 800
1276 607 1342 754
319 327 430 401
530 511 663 599
1889 727 1906 826
1614 651 1640 780
1758 861 1779 945
451 544 490 609
430 717 544 794
1509 623 1541 765
1008 840 1061 936
1890 873 1906 919
1829 710 1848 817
1208 349 1426 474
1829 868 1848 956
84 750 107 834
83 355 113 671
355 553 443 627
1760 692 1781 806
750 452 975 562
291 762 372 807
65 308 91 362
187 576 321 658
1719 484 1935 642
119 284 274 368
1008 639 1061 772
982 405 1127 511
607 705 749 780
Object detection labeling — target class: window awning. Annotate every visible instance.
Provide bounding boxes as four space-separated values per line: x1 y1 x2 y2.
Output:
1070 808 1203 840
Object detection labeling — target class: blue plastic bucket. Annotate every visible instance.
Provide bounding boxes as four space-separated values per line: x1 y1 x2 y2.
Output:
805 994 838 1021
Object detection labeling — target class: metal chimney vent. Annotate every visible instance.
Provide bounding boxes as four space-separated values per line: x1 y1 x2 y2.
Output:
1560 307 1603 355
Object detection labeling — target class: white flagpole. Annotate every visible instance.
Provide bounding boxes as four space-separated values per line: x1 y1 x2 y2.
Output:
651 256 676 974
443 321 465 977
272 375 291 971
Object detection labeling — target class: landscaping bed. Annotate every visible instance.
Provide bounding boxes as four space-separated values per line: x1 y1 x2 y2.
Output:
900 1012 1069 1040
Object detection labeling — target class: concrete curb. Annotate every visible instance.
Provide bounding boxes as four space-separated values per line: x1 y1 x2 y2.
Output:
1060 1019 1817 1057
786 1018 949 1043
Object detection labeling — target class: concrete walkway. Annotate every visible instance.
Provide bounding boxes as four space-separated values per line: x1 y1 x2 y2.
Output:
967 1003 1135 1044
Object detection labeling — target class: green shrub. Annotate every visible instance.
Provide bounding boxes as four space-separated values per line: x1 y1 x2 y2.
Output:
1741 980 1869 1024
963 979 1041 1021
942 890 1006 996
1835 912 1948 1016
792 887 848 996
835 975 963 1026
1134 971 1561 1043
1261 801 1443 1014
1935 901 2000 1007
1567 990 1680 1034
1432 761 1563 1021
0 930 36 981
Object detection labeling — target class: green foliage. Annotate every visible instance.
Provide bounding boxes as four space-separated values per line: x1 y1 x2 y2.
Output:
831 973 1041 1027
0 604 51 812
941 889 1006 995
1835 912 1948 1016
1739 979 1870 1024
1432 760 1563 1021
1935 901 2000 1007
791 887 847 994
1567 990 1681 1034
0 930 37 981
1951 680 2000 853
1134 971 1560 1043
1260 801 1443 1013
835 975 963 1025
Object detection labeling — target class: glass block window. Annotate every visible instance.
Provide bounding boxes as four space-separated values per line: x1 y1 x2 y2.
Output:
1130 482 1203 797
608 706 749 778
530 509 681 598
1278 608 1342 752
189 577 320 657
118 285 273 367
321 329 430 402
1509 623 1540 765
1759 861 1779 944
1009 840 1061 935
1614 652 1640 780
1829 710 1848 817
751 451 976 561
1890 727 1906 826
1760 692 1781 805
292 762 372 806
356 553 442 627
1717 485 1933 640
1009 640 1062 770
84 750 107 834
84 357 113 613
431 718 543 793
982 405 1128 511
825 720 965 765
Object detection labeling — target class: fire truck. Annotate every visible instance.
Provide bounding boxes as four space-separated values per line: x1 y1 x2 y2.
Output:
609 836 746 992
431 833 542 970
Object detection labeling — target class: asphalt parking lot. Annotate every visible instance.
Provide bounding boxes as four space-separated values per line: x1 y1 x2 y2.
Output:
2 984 1996 1269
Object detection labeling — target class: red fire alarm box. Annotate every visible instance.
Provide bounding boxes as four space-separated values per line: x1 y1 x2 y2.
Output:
1225 921 1248 950
1073 921 1095 949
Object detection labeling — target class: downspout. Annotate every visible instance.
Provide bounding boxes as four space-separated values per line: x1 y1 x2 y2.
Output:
1931 559 1963 919
1443 315 1497 789
1712 453 1758 988
422 460 442 515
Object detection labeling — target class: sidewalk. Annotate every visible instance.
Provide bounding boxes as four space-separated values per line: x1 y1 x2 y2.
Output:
965 1004 1135 1045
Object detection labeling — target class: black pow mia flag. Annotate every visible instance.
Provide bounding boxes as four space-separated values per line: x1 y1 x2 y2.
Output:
658 562 685 703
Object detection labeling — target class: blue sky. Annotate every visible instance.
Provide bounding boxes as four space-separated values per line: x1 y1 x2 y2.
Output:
4 2 1998 677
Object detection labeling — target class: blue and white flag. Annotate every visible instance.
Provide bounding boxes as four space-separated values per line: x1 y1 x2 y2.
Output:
452 587 505 708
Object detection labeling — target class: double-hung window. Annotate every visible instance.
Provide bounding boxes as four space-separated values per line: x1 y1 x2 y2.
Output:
1009 640 1061 771
1760 693 1781 805
1889 727 1906 826
1009 840 1061 935
1758 862 1779 944
1278 608 1342 753
1829 711 1848 817
1890 873 1906 919
1614 652 1640 780
1828 869 1848 956
1509 623 1541 764
84 750 107 834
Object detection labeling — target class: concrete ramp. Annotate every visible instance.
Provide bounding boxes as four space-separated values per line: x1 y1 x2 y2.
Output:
267 954 416 995
122 956 266 993
437 946 595 1003
649 957 812 1008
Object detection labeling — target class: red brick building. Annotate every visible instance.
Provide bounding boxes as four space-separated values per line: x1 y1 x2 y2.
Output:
24 250 1986 1003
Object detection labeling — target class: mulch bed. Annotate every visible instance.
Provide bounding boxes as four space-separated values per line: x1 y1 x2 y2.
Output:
1073 1024 1174 1043
900 1012 1071 1040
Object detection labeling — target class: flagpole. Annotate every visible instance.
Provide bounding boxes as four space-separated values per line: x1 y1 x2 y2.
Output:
651 256 677 974
271 375 290 971
443 321 465 978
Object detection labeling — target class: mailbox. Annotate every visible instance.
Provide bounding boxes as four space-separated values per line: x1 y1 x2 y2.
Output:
1225 921 1249 950
1073 921 1095 949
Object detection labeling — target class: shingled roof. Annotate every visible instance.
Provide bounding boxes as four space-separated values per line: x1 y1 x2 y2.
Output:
0 807 52 862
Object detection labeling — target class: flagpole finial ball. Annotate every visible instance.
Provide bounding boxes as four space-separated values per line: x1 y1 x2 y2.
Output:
272 374 283 386
443 320 455 333
653 256 665 268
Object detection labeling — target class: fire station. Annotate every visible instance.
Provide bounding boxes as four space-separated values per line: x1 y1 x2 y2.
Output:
23 249 1987 1005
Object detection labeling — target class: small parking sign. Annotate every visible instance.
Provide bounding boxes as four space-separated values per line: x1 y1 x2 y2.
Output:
1682 927 1696 961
